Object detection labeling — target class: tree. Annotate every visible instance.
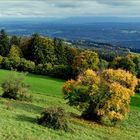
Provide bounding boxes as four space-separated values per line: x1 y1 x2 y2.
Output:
111 56 136 75
8 45 22 58
72 50 99 75
63 69 138 125
0 29 10 56
10 35 20 46
27 34 57 64
111 54 140 77
99 59 109 70
130 55 140 78
54 38 67 65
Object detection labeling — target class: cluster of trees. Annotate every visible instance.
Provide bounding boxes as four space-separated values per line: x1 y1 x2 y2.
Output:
0 29 110 79
110 54 140 78
0 30 79 79
0 29 140 79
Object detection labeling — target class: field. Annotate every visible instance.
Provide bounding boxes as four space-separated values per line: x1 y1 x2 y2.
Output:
0 69 139 140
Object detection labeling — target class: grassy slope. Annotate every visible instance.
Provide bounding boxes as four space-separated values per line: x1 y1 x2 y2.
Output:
0 69 139 140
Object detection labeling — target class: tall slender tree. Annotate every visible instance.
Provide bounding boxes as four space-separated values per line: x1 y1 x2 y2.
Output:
0 29 10 56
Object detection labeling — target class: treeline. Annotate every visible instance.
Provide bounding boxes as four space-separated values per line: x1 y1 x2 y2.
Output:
0 30 80 79
0 29 140 82
70 40 130 61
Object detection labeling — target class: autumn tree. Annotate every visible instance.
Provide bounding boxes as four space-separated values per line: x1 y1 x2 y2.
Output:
72 50 99 76
63 69 138 125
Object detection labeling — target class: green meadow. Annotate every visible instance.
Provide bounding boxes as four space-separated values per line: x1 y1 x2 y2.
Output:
0 69 139 140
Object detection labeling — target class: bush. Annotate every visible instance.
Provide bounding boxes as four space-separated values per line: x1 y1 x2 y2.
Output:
2 57 35 72
35 63 53 75
63 69 138 125
2 57 20 70
38 107 68 131
18 58 35 72
35 64 73 79
1 71 31 101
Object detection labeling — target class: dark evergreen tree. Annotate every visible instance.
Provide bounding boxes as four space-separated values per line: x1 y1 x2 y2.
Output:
54 38 67 65
10 35 20 46
27 34 57 64
0 29 10 56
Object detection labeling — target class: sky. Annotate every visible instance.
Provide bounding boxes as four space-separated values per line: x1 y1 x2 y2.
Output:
0 0 140 18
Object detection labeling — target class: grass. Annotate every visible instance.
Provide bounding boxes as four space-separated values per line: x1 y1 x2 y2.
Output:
0 69 139 140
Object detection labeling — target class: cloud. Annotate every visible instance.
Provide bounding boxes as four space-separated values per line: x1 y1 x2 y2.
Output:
94 0 135 6
0 0 140 18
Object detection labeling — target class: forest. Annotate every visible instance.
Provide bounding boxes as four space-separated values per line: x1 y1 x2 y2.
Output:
0 29 140 79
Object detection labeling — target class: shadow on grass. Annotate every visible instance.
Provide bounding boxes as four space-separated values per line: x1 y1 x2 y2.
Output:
16 114 37 124
0 97 45 114
12 102 45 114
27 73 65 83
131 95 140 108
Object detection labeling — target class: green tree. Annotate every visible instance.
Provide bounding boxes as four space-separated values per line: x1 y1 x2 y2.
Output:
111 56 136 75
10 35 20 46
111 54 140 77
8 45 22 58
131 55 140 78
27 34 57 64
54 38 67 65
0 29 10 56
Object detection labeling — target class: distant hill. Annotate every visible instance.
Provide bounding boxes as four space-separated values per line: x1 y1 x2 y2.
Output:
54 16 140 24
0 17 140 49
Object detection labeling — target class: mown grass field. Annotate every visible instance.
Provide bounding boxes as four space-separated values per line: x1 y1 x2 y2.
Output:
0 69 139 140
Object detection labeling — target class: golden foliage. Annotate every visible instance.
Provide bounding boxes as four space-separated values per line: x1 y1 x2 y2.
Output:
63 79 76 94
63 68 138 125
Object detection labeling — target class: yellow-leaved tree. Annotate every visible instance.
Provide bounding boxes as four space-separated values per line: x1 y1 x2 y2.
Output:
63 69 138 125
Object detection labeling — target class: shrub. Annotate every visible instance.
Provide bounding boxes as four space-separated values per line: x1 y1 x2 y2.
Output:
35 63 53 75
2 57 16 70
2 57 35 72
38 107 68 131
1 71 31 101
63 69 138 125
35 64 72 79
18 58 35 72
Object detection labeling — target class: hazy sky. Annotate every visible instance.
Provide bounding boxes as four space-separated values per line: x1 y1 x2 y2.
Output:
0 0 140 18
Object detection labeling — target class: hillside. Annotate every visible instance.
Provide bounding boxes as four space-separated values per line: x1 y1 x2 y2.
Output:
0 69 139 140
